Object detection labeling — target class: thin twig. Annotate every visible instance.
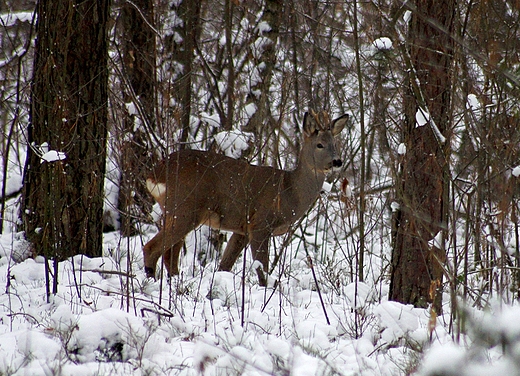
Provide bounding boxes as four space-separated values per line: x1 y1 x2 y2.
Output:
79 269 136 278
305 254 330 325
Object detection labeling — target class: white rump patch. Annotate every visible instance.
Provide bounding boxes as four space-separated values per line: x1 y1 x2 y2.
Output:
146 179 166 200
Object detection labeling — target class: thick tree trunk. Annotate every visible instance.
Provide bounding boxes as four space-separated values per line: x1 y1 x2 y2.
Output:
389 0 455 309
22 0 109 260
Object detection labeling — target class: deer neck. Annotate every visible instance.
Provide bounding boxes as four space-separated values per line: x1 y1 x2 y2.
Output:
288 157 326 214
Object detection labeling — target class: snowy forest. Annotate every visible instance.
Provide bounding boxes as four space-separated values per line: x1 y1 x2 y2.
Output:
1 0 520 374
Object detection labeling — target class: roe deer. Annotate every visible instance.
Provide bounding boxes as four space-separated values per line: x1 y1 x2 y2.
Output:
143 111 348 286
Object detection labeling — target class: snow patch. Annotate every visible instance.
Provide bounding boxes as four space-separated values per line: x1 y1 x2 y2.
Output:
200 112 221 129
428 231 443 249
125 101 138 116
374 301 420 344
256 21 272 34
321 181 332 193
373 37 393 50
403 10 412 23
251 37 273 60
466 94 480 111
244 102 257 119
0 11 34 27
419 343 466 376
344 282 373 308
213 130 253 158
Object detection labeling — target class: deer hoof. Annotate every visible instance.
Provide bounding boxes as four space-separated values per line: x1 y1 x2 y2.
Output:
144 266 156 279
256 268 267 287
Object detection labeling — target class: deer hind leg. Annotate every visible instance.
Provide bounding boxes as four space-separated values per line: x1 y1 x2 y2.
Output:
219 233 249 272
250 232 271 286
143 216 195 279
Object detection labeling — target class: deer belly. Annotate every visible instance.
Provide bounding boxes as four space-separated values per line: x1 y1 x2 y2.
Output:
202 209 291 237
273 225 290 236
202 211 243 234
202 212 222 229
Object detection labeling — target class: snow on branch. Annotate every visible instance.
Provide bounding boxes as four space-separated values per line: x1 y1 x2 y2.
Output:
415 107 446 144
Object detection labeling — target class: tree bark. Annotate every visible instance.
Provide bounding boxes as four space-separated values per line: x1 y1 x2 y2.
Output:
246 0 283 134
389 0 455 309
168 0 201 147
22 0 109 260
118 0 156 235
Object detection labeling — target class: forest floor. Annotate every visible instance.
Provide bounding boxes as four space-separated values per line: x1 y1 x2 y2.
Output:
0 213 515 375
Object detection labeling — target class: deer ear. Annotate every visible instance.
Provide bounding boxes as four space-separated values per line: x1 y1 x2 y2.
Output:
331 114 348 136
302 112 319 137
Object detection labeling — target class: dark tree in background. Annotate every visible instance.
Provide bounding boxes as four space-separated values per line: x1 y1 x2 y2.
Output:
22 0 110 282
389 0 455 309
117 0 156 236
167 0 201 147
244 0 281 135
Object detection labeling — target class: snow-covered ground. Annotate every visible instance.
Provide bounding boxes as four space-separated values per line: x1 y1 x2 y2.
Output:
0 226 407 375
1 197 519 375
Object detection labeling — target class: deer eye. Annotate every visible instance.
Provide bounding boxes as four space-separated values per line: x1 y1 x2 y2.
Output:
317 143 324 149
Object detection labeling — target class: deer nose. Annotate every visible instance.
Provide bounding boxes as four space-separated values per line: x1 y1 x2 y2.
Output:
332 159 342 168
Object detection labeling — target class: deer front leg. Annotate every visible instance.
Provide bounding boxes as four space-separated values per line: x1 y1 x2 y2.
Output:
143 216 194 279
143 229 168 278
250 231 271 286
163 240 184 276
219 233 249 272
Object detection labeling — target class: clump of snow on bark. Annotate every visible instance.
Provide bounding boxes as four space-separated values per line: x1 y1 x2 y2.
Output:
415 108 446 143
36 142 67 163
403 10 412 23
41 150 67 163
415 108 430 127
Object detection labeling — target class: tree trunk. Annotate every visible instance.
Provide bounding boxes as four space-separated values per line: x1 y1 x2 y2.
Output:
22 0 109 260
168 0 201 147
118 0 156 236
246 0 283 135
389 0 455 309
